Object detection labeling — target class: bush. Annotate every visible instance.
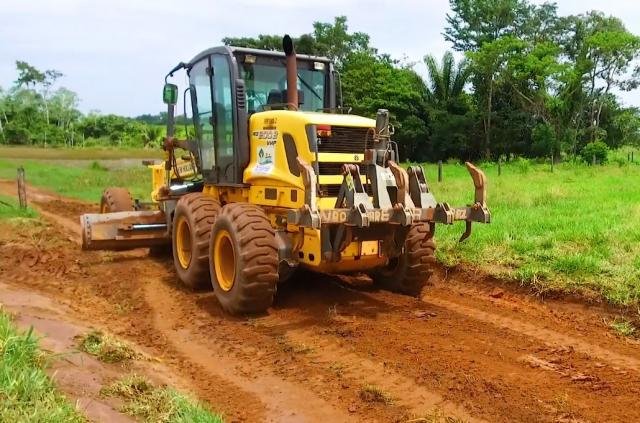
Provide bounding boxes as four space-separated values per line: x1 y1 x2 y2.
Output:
581 141 609 165
514 157 532 174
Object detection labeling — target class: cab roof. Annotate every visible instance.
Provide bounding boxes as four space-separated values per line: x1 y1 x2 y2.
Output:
188 46 331 67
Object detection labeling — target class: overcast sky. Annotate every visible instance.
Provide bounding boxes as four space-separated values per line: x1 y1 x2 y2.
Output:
2 0 640 117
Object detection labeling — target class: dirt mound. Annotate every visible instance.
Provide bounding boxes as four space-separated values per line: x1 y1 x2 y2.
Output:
1 185 639 422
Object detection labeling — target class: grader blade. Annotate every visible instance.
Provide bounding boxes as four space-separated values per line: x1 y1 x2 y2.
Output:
81 211 169 251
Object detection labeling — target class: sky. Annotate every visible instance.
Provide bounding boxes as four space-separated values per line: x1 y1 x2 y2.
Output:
2 0 640 117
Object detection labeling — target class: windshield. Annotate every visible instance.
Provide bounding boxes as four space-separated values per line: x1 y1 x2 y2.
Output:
238 60 326 113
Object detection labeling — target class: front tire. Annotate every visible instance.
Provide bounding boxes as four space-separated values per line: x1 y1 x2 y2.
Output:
372 222 436 296
172 193 220 289
210 203 278 314
100 187 134 213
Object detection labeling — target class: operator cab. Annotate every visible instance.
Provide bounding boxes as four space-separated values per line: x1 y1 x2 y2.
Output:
164 46 340 186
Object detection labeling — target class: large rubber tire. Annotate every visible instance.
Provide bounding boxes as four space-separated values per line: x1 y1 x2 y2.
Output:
100 187 134 213
209 203 278 314
372 222 436 296
172 193 220 290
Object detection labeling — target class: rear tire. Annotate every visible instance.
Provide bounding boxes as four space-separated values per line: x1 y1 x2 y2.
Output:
172 193 220 289
100 187 134 213
372 222 436 296
210 203 278 314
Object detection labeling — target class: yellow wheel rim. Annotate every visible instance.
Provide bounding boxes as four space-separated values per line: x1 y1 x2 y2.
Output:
213 229 235 292
175 215 192 269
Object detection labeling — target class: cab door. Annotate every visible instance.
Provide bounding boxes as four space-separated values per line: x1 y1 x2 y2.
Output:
210 54 236 184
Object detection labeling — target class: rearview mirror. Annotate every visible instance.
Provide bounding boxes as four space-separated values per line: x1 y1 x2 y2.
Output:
163 83 178 105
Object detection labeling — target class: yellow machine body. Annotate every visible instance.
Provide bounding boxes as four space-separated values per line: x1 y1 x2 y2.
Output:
192 110 385 273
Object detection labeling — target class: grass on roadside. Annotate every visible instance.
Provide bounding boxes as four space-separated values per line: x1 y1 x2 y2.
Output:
0 310 84 422
427 160 640 306
609 318 637 338
0 194 38 219
101 374 224 423
78 330 140 363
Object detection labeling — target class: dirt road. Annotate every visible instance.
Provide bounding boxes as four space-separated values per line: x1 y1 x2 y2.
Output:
1 181 639 422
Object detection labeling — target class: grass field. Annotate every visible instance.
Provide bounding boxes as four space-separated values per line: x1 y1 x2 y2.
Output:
0 145 163 160
428 159 640 306
0 159 151 202
1 147 639 306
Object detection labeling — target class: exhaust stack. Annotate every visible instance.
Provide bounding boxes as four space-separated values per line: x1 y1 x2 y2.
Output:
282 34 298 108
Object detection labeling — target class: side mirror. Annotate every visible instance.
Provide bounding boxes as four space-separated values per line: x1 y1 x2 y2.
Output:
163 83 178 105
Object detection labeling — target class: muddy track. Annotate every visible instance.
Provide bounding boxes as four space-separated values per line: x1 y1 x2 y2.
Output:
1 181 639 422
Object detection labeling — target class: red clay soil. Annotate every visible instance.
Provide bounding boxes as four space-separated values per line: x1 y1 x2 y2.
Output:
0 182 639 422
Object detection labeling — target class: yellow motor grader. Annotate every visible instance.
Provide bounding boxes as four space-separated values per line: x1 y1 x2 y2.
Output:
81 36 490 314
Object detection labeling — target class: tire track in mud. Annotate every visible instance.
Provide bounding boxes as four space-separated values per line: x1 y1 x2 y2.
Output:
424 295 640 372
141 276 355 423
268 279 640 422
257 319 484 422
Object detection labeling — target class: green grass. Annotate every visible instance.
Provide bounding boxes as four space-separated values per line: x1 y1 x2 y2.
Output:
610 318 637 337
0 194 38 219
0 146 163 160
0 159 151 202
101 374 224 423
78 331 140 363
0 310 85 422
426 159 640 306
359 384 394 404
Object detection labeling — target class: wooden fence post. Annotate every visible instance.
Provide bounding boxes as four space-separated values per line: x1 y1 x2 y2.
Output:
551 154 554 173
632 151 635 163
437 160 443 182
498 159 502 176
592 154 596 166
17 167 26 209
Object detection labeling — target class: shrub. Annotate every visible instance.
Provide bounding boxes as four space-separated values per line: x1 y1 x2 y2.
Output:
580 141 609 165
514 157 531 174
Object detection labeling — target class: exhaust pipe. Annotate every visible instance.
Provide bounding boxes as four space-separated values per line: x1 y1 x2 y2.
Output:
282 34 298 108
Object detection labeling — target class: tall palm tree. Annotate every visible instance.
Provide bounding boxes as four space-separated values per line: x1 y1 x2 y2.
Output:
424 51 471 107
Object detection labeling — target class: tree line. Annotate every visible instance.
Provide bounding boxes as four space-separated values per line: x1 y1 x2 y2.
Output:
2 0 640 163
0 61 170 149
225 3 640 162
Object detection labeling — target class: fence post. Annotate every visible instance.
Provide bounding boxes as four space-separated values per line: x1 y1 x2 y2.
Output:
17 167 26 209
551 154 554 173
632 151 635 163
592 154 596 166
437 160 443 182
628 152 631 162
498 159 502 176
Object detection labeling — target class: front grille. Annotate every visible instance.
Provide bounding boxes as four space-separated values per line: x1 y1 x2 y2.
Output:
317 126 373 153
316 162 366 175
316 161 372 198
319 184 342 197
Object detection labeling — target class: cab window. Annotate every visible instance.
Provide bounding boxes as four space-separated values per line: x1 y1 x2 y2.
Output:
189 59 215 170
